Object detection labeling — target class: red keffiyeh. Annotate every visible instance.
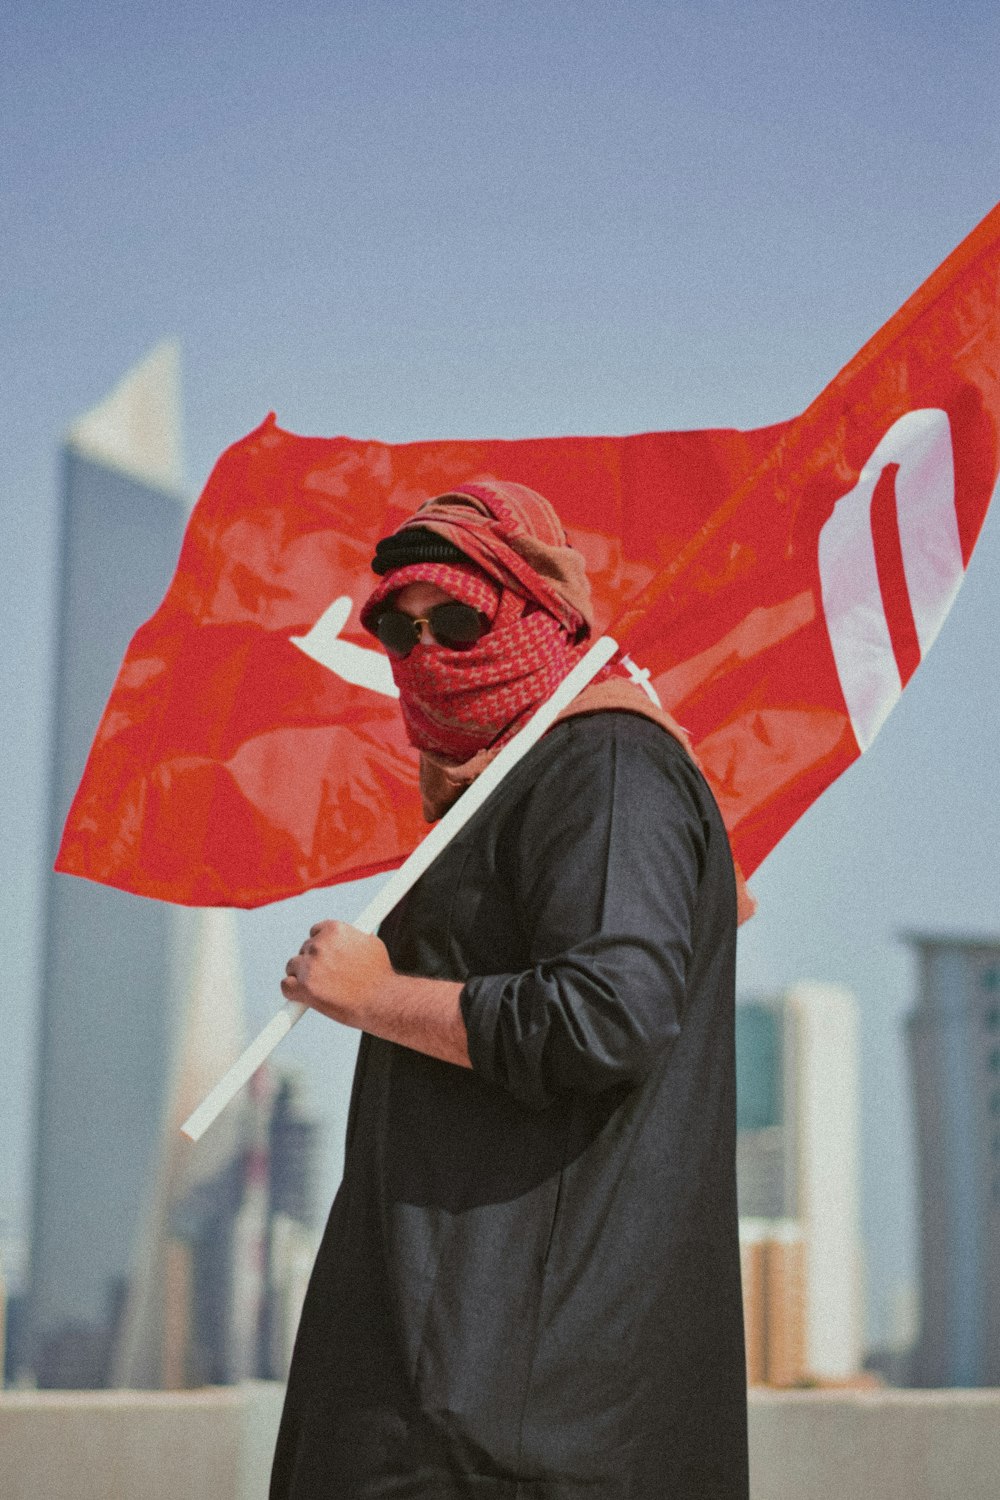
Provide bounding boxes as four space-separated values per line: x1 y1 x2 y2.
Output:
363 556 600 762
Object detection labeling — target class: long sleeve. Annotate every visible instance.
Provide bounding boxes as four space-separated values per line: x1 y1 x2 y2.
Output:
460 714 715 1109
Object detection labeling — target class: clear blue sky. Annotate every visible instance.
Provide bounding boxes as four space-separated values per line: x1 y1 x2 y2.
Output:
2 0 998 1350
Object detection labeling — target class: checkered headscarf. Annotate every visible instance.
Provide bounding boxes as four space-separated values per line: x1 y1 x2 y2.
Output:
361 482 619 762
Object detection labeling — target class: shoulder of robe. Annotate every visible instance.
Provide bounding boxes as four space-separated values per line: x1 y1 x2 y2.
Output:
541 709 705 785
514 710 746 919
504 710 712 828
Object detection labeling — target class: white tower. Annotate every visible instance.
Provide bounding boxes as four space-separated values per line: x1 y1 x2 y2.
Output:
786 982 865 1381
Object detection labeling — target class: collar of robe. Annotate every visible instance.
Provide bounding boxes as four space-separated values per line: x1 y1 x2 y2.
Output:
417 679 756 925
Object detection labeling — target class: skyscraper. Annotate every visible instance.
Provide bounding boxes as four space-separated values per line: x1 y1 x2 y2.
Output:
22 348 322 1390
25 346 191 1386
736 983 865 1382
907 934 1000 1386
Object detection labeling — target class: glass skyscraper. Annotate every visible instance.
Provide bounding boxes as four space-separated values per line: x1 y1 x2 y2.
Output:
25 346 190 1386
907 934 1000 1386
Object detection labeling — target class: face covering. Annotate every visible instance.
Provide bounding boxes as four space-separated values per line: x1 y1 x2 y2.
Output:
366 559 584 762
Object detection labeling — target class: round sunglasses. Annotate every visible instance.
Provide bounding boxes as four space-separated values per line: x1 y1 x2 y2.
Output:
375 601 490 658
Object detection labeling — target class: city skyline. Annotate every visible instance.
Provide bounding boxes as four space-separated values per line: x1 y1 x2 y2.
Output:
3 3 999 1358
7 325 997 1376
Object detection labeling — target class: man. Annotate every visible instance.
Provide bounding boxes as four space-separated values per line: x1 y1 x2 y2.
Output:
271 480 748 1499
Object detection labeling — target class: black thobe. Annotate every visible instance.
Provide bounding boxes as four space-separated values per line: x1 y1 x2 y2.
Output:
271 711 748 1499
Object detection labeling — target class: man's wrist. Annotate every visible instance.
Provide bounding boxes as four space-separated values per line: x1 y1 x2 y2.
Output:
364 970 471 1069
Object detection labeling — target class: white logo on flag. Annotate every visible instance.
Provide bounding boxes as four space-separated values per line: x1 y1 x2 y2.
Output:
290 596 400 698
818 408 962 751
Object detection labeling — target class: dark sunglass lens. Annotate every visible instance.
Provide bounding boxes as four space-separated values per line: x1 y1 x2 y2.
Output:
375 610 419 657
429 603 488 647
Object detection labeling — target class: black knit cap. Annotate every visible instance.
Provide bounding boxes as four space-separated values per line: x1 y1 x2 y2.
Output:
371 525 470 575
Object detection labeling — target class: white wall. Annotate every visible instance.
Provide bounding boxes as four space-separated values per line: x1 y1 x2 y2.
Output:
2 1385 999 1500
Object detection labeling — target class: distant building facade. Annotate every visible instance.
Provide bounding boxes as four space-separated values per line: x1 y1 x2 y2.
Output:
261 1070 321 1379
22 347 322 1392
164 1066 320 1387
907 934 1000 1387
24 346 191 1388
736 983 865 1384
739 1217 807 1387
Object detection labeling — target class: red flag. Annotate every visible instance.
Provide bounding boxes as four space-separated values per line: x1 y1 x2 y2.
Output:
57 204 1000 905
56 420 775 904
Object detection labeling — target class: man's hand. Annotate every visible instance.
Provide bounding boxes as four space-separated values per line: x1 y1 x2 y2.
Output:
281 920 472 1068
282 921 393 1030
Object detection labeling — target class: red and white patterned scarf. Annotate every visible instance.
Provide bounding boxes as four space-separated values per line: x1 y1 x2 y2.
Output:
364 558 602 761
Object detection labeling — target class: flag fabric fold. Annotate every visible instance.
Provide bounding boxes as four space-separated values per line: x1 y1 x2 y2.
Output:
57 203 1000 906
616 202 1000 875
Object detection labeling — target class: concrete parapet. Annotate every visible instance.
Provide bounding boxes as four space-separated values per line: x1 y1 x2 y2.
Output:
0 1382 283 1500
1 1383 998 1499
749 1387 1000 1500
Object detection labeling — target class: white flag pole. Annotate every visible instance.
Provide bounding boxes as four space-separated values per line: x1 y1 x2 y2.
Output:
180 634 619 1142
